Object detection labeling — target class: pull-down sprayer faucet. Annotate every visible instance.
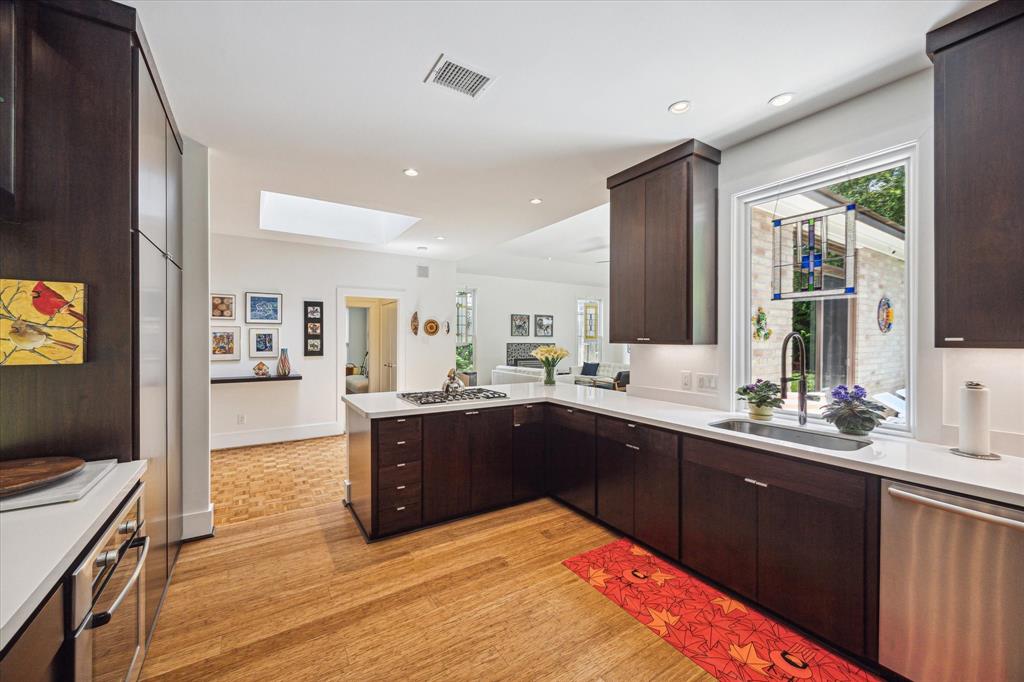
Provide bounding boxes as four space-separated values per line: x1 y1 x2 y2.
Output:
781 331 809 426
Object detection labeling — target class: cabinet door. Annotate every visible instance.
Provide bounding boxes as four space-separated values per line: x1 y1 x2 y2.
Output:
469 407 514 511
513 404 545 501
165 123 182 265
634 427 679 559
756 459 869 655
0 583 65 681
422 411 471 524
934 17 1024 347
137 61 166 251
0 0 15 222
547 407 596 515
609 176 646 343
137 234 167 642
596 417 634 535
166 263 182 565
681 439 757 599
643 160 690 344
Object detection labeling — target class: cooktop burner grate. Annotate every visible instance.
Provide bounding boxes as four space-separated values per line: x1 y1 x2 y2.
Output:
397 388 509 405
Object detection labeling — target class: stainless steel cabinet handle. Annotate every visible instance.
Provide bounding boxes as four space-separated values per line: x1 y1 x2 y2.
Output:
627 423 636 428
396 418 406 423
888 486 1024 531
637 337 651 342
396 440 406 445
90 536 150 628
465 410 479 415
514 423 521 427
943 337 965 342
396 506 406 512
566 409 573 413
743 477 767 487
396 463 406 468
95 550 119 568
526 404 533 409
396 485 406 490
625 444 640 451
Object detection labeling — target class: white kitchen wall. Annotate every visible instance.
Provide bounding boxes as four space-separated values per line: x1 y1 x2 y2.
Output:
628 69 1024 455
455 272 625 381
209 234 456 448
181 137 213 538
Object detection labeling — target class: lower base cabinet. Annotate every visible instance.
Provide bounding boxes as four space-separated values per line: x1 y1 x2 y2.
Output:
546 406 596 515
0 584 65 682
512 404 546 501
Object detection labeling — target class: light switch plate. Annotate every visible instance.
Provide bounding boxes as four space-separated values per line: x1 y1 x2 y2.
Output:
696 372 718 392
680 370 693 390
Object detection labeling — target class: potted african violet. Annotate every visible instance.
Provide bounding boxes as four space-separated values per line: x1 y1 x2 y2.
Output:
736 379 783 421
821 385 887 436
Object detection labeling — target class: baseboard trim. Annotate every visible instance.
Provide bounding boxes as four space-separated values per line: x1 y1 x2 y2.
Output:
211 421 343 450
182 504 214 540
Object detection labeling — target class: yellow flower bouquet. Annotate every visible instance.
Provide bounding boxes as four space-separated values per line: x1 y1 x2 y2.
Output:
531 345 570 385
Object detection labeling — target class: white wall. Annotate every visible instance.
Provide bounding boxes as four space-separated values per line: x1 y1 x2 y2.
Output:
209 234 456 448
628 69 1024 455
181 137 213 538
455 272 625 380
347 307 367 367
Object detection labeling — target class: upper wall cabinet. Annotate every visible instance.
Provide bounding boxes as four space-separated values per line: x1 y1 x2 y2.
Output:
928 1 1024 348
607 140 720 345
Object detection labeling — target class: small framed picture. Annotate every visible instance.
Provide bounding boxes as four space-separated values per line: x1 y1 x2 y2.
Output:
210 326 241 361
510 313 530 337
211 293 236 320
534 314 553 337
306 303 322 319
245 292 282 324
248 327 279 357
304 300 324 356
307 322 321 335
306 338 321 353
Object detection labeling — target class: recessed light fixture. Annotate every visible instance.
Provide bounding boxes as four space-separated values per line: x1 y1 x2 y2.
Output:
403 168 419 177
530 198 543 205
768 92 794 107
416 246 428 251
667 100 691 114
546 257 553 261
434 236 446 241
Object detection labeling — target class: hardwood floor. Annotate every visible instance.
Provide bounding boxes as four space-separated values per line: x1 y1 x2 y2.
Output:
142 498 712 681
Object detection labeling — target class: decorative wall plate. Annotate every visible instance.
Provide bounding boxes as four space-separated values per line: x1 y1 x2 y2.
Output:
410 312 419 336
424 318 440 336
877 296 894 333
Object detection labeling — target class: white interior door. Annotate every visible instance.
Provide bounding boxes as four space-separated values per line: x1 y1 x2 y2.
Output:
381 300 398 391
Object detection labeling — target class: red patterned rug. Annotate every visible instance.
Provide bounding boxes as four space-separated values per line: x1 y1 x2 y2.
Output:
563 539 880 681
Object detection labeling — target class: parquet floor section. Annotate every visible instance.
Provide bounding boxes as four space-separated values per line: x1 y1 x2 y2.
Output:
141 496 714 681
211 435 345 527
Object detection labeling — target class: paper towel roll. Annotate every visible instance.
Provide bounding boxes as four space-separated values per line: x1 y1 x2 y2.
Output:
959 381 990 456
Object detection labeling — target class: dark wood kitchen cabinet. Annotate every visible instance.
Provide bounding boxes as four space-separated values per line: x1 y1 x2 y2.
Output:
681 436 877 657
513 403 546 501
423 412 470 525
607 140 720 345
596 418 636 535
632 426 680 560
0 583 67 681
928 1 1024 348
469 407 514 511
546 406 596 515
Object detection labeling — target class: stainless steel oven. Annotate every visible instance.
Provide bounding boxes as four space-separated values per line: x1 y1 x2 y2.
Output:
72 483 148 682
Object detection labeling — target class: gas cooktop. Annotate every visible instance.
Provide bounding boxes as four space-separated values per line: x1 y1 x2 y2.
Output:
397 388 509 406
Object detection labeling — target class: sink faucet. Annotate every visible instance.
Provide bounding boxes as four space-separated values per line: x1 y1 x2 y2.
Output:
781 331 809 426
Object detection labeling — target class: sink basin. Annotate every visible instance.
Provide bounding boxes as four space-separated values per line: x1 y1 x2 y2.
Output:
709 419 871 451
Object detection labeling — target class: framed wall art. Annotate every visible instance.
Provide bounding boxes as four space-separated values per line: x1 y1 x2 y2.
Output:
210 326 241 361
304 300 324 356
245 292 282 324
510 313 530 337
534 314 553 337
1 278 86 366
248 327 280 358
211 293 236 320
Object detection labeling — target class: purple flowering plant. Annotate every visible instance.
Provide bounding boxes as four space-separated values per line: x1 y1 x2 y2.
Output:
735 379 784 408
822 384 887 435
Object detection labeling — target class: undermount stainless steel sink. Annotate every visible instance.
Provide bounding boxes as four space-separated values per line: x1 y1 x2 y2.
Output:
709 419 871 451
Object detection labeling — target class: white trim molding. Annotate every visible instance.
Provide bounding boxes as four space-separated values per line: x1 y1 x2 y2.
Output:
210 421 343 450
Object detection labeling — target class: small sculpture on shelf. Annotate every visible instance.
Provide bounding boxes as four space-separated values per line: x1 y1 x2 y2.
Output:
253 361 270 377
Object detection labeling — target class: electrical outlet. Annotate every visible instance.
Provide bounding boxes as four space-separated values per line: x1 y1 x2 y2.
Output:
696 373 718 392
237 414 246 425
680 370 693 390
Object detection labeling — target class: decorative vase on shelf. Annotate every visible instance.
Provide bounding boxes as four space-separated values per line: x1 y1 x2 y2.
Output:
276 348 292 377
747 404 774 421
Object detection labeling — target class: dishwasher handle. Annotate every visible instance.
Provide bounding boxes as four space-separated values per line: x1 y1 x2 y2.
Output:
887 486 1024 532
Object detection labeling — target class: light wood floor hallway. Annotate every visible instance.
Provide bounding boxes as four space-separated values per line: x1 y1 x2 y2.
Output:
140 435 712 681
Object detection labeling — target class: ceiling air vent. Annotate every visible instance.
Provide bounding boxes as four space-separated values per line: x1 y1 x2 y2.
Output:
424 54 492 99
417 265 430 278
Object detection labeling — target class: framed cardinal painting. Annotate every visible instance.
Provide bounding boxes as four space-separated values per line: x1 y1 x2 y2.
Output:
0 279 86 366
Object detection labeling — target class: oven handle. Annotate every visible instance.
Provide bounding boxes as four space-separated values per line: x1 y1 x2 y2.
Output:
90 535 150 629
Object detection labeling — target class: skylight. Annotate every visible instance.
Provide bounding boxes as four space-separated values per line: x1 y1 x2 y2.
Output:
258 191 420 244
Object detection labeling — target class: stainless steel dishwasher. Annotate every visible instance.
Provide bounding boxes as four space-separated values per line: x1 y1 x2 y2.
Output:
879 479 1024 681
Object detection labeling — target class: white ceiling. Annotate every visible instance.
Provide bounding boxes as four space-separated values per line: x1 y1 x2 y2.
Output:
128 0 978 267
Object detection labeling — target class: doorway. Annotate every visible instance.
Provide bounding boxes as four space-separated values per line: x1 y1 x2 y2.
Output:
344 296 398 394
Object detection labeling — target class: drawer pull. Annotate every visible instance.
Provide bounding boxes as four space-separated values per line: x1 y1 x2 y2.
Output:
396 440 406 445
627 423 636 428
637 337 651 342
514 423 521 427
396 418 407 423
744 477 768 488
396 463 406 468
465 410 479 415
396 485 406 490
526 404 533 409
396 506 406 511
566 409 574 413
944 337 965 342
625 444 640 451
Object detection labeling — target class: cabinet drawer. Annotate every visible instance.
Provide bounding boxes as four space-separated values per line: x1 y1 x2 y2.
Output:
378 502 422 536
379 482 421 508
379 437 422 468
597 415 640 445
378 460 421 488
514 403 544 425
378 416 422 443
547 405 594 431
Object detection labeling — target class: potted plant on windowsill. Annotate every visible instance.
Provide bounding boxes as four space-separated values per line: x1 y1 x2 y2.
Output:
531 345 570 386
736 379 784 421
822 385 887 436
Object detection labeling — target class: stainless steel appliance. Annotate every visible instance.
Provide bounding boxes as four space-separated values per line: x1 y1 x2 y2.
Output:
879 479 1024 681
397 388 508 406
73 484 149 682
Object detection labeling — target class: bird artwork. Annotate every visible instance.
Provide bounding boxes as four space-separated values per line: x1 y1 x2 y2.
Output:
1 278 86 365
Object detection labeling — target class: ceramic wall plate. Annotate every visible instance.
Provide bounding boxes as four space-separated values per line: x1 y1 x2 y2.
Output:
410 312 419 336
424 318 440 336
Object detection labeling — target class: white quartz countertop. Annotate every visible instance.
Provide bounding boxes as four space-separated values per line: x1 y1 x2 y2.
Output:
345 383 1024 507
0 460 146 651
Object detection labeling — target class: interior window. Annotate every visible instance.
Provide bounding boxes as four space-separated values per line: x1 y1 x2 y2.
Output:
576 299 602 364
455 288 476 372
749 165 908 426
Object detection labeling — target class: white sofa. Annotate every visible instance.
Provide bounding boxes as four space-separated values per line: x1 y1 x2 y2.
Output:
490 364 575 385
565 362 630 387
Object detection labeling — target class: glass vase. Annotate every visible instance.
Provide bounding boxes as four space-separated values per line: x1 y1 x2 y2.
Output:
544 365 556 386
276 348 292 377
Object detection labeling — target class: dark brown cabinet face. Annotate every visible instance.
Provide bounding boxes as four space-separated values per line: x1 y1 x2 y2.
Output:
546 407 596 515
469 407 514 512
633 427 680 560
422 411 471 525
596 420 635 535
643 161 689 344
609 177 646 343
513 404 546 501
932 13 1024 347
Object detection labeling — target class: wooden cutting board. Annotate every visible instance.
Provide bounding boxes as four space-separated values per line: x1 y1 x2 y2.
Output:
0 457 86 497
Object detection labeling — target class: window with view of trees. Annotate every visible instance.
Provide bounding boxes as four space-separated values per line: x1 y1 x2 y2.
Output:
455 288 475 372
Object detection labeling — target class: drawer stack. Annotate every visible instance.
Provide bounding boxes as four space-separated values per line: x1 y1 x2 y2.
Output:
376 416 422 535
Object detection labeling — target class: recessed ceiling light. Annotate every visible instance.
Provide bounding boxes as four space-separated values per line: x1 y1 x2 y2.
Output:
546 257 553 261
416 246 428 251
530 198 543 205
768 92 794 107
667 100 691 114
434 236 446 241
403 168 419 177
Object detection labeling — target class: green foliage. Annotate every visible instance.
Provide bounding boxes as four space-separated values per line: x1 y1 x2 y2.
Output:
736 379 784 408
455 343 474 372
828 167 906 226
821 398 887 435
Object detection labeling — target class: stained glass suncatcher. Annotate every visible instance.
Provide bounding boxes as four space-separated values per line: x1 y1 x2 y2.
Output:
772 204 857 300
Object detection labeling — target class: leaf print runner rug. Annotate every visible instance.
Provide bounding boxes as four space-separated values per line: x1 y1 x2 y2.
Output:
563 539 880 681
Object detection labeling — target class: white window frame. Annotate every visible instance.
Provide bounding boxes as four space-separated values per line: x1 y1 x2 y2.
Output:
455 288 476 370
729 142 918 436
576 299 603 365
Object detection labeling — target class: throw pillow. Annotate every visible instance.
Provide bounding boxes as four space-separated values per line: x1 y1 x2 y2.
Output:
581 362 600 376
